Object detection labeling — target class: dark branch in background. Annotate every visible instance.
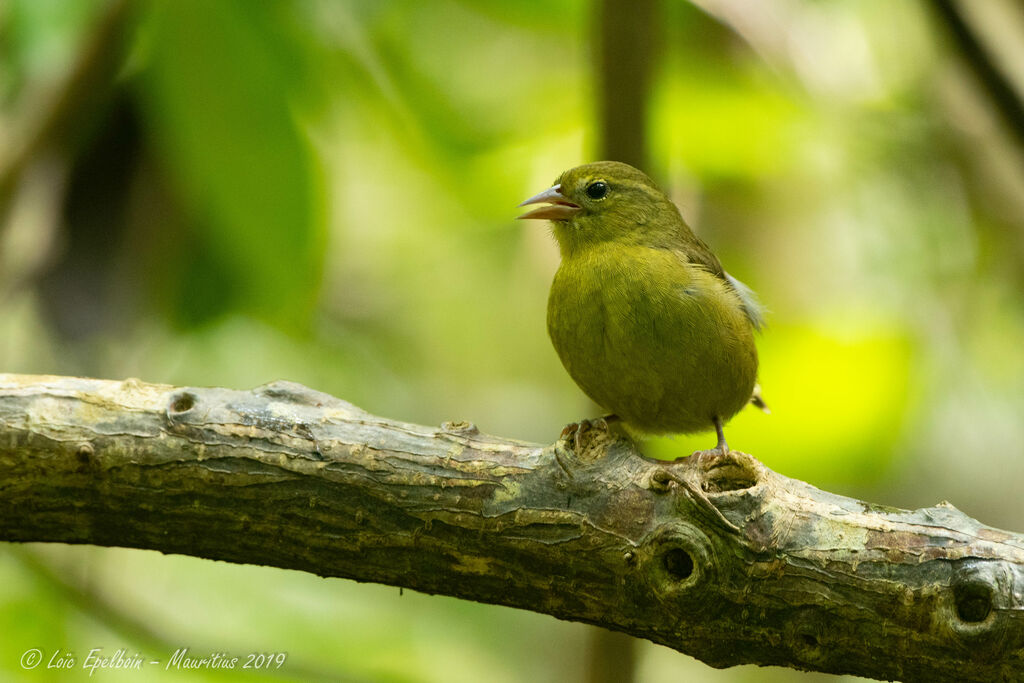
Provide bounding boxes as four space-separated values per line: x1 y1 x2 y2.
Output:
2 374 1024 682
0 0 131 213
930 0 1024 155
586 628 637 683
593 0 660 170
0 0 133 316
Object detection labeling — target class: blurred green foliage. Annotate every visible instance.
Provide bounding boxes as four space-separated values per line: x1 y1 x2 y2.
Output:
2 0 1024 681
139 0 326 327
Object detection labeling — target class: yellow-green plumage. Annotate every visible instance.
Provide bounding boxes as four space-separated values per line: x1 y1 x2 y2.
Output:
520 161 762 448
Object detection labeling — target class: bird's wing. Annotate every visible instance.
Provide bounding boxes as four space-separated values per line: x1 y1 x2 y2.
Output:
676 233 727 279
673 238 766 331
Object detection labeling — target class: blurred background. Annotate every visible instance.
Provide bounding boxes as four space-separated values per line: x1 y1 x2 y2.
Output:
2 0 1024 680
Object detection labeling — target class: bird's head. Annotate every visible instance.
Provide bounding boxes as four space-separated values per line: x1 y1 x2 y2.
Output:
518 161 683 256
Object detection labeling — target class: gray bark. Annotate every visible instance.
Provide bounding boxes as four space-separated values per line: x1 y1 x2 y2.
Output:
0 374 1022 681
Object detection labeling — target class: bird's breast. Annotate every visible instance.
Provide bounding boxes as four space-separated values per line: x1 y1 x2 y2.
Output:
546 244 757 434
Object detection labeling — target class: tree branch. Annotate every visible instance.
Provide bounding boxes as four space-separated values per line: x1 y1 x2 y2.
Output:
0 0 132 212
929 0 1024 156
1 374 1022 682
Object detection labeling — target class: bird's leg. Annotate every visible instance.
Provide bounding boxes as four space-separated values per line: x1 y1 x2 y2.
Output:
601 413 621 426
713 416 729 455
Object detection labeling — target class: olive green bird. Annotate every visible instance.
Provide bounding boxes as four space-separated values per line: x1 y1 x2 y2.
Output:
519 161 764 454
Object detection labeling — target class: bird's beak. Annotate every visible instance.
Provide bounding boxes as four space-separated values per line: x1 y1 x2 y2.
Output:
517 184 581 221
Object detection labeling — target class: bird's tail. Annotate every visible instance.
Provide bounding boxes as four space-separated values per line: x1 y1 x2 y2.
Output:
750 383 770 414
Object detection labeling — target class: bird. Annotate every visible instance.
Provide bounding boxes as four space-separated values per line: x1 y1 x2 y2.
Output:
518 161 764 454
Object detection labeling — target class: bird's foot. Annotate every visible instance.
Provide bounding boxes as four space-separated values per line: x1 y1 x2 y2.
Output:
689 446 730 464
684 415 731 459
560 416 615 455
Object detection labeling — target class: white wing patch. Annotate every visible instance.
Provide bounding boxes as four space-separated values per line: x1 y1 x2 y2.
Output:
724 272 765 331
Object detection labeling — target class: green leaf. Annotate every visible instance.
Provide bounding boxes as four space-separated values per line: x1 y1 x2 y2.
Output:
136 0 325 328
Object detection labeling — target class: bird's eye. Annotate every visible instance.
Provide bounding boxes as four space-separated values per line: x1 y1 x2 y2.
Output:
585 181 609 200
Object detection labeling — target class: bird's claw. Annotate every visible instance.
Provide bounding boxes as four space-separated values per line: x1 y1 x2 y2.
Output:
560 417 612 455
